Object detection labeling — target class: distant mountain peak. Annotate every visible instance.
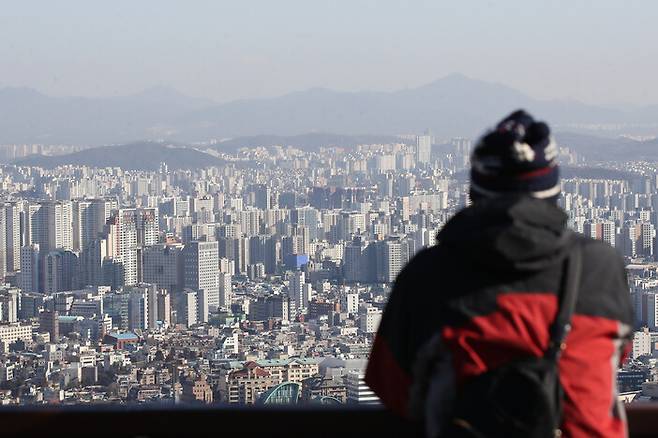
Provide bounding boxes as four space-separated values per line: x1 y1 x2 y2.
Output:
0 75 655 145
438 72 472 81
418 73 524 95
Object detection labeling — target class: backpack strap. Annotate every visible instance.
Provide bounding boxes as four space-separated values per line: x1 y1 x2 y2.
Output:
545 233 582 361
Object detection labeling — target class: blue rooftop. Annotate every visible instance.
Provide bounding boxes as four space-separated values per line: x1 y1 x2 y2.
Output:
108 332 138 340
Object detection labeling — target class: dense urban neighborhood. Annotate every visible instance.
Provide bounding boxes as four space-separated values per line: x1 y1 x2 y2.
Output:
0 134 656 406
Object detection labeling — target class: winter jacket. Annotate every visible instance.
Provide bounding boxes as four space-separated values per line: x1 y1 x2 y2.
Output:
366 196 633 438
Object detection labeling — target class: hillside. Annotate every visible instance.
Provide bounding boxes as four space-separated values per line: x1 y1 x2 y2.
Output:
555 132 658 161
14 142 228 171
0 86 214 145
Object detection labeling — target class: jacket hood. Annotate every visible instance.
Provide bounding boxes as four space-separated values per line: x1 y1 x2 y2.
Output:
437 196 570 271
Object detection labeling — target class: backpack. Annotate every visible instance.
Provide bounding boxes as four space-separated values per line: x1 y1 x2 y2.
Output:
442 239 582 438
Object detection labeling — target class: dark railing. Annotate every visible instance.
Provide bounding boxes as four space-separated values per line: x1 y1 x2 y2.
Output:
0 405 655 438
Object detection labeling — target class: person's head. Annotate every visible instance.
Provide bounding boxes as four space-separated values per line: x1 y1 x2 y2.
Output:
470 110 560 203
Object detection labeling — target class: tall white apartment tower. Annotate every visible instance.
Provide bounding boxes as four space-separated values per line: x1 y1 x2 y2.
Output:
415 134 432 166
218 272 232 311
183 241 220 310
601 221 616 248
73 198 118 252
289 271 306 312
25 201 73 252
136 207 159 246
3 203 21 272
378 237 409 283
104 209 140 286
0 208 6 279
25 203 45 250
50 201 74 251
182 289 198 327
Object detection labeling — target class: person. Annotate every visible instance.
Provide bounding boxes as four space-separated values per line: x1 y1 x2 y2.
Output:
365 110 633 438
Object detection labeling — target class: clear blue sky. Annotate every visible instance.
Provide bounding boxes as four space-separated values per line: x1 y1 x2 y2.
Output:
1 0 656 105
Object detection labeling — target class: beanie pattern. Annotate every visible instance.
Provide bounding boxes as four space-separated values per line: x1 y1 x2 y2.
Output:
470 110 560 200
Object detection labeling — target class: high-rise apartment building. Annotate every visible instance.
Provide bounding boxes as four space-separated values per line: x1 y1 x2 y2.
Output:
19 244 41 293
1 203 21 274
218 272 232 311
181 289 198 327
239 209 260 237
72 198 117 252
44 250 79 293
127 285 150 331
25 201 74 253
291 207 320 241
156 289 171 328
252 184 272 210
376 237 410 283
0 209 7 280
218 237 250 275
415 134 432 166
136 207 159 247
183 241 219 310
289 271 306 313
100 207 157 286
343 238 375 283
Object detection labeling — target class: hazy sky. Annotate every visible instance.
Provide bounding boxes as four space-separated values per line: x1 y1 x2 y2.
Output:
1 0 657 106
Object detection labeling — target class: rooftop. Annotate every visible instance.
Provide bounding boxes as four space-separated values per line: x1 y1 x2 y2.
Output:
107 332 139 340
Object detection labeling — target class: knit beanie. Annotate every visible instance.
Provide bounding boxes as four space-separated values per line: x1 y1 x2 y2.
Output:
470 110 560 201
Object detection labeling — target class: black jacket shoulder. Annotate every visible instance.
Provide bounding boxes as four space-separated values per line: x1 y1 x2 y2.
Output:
574 235 633 326
394 235 632 326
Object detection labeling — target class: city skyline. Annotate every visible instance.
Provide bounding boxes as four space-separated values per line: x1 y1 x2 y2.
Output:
1 0 657 415
0 131 657 406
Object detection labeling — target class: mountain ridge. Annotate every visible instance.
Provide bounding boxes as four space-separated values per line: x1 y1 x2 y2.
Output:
11 130 658 169
2 75 658 145
13 142 230 171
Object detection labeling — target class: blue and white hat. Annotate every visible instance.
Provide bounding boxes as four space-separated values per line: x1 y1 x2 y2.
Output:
470 110 560 200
